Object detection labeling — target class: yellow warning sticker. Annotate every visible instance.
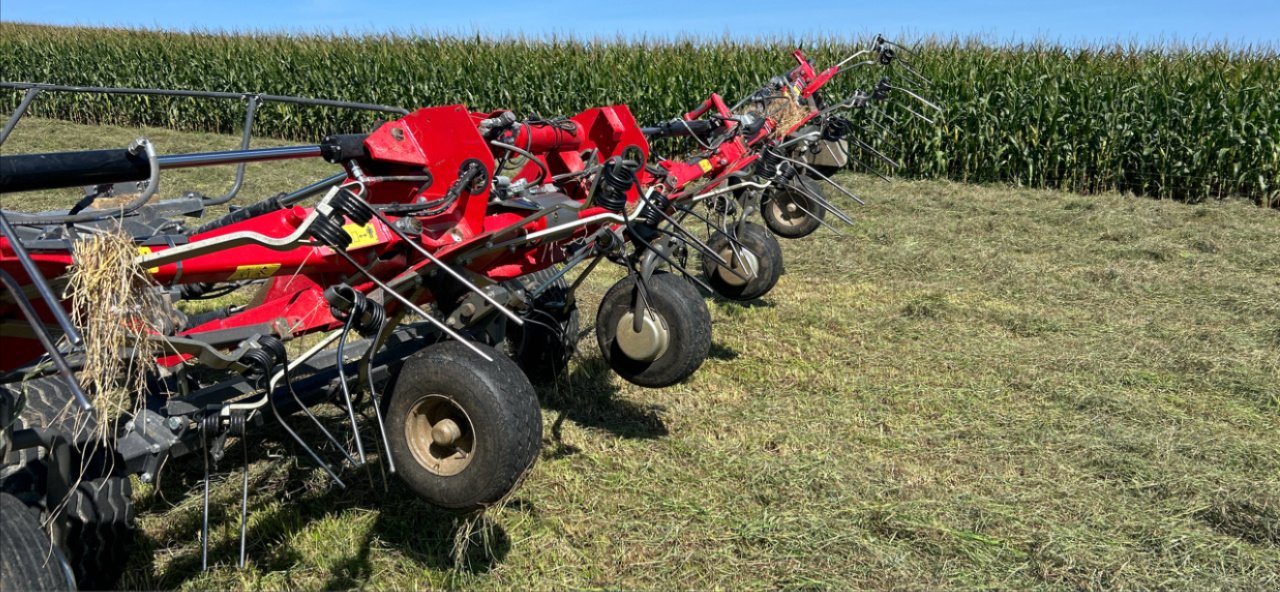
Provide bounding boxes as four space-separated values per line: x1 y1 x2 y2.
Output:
343 222 380 250
136 246 159 274
227 263 281 281
698 159 713 173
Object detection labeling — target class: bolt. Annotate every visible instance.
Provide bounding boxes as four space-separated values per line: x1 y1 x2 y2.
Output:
140 472 153 483
458 302 476 319
150 443 161 454
166 417 182 431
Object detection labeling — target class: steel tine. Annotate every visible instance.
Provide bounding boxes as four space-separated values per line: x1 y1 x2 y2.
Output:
897 102 936 126
826 140 893 182
365 206 523 326
777 176 859 225
780 177 860 225
831 143 894 182
781 189 845 236
656 211 752 282
237 430 250 568
269 382 347 487
334 322 368 466
360 323 396 474
642 189 736 270
671 202 756 279
852 137 902 169
630 227 719 294
200 429 211 571
634 188 738 273
283 379 359 467
334 249 492 361
893 84 943 113
656 201 738 266
861 121 904 155
778 156 867 210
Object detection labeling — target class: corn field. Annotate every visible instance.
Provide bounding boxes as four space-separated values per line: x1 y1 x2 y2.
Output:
1 24 1276 205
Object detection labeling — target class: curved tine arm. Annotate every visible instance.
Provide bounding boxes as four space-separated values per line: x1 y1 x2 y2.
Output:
0 212 83 346
893 60 933 88
776 155 865 213
627 221 718 295
776 130 822 150
833 49 875 70
676 178 771 203
357 313 397 474
136 186 339 269
223 330 344 412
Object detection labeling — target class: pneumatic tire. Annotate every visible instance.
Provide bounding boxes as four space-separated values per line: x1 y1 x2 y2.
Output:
384 340 542 513
0 378 135 590
762 177 827 239
0 492 73 592
595 272 712 388
503 268 581 384
701 222 784 301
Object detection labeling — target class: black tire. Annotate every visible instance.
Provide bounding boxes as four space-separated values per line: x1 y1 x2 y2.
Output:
0 492 73 592
595 271 712 388
0 378 135 590
384 340 542 513
701 222 784 301
762 177 827 239
810 164 842 178
502 268 581 384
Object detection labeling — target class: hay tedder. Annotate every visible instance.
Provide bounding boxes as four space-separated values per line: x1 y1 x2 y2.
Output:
0 35 932 589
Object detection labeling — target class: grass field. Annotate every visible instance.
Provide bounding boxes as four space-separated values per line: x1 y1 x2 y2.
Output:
4 120 1279 590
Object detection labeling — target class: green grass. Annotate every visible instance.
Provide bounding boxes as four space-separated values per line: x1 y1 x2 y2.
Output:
2 23 1277 205
4 119 1279 589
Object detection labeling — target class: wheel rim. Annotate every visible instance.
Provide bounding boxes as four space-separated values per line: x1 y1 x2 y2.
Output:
615 308 671 361
715 244 760 287
766 189 814 231
404 394 476 476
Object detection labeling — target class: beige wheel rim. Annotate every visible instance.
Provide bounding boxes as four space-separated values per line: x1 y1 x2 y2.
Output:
404 394 475 476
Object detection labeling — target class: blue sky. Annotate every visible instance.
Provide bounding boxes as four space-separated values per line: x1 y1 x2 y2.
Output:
2 1 1276 46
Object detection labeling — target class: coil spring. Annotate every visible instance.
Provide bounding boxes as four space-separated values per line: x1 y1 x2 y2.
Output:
309 188 376 249
873 77 892 101
756 148 783 180
240 334 286 389
638 192 671 227
879 47 896 66
327 284 386 338
330 188 375 225
594 159 637 213
199 409 246 437
308 214 351 250
200 413 222 435
822 116 852 142
709 195 738 215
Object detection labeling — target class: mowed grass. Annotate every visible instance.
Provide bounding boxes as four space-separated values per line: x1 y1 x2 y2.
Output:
3 120 1278 589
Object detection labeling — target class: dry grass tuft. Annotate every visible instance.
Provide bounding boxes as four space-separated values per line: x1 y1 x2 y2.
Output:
64 226 175 440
